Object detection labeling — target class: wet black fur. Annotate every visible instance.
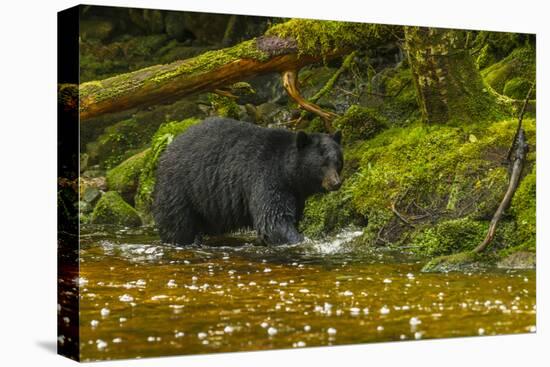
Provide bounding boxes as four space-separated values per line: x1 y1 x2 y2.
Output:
153 117 343 246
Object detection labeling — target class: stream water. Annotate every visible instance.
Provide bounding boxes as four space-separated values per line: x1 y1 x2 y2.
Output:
74 227 536 361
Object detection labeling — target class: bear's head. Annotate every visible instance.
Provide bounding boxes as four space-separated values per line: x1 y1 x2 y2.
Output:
295 130 343 194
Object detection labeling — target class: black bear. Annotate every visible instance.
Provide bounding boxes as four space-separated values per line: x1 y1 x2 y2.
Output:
153 117 343 246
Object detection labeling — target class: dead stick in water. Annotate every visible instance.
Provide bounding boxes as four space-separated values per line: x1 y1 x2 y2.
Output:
474 87 533 253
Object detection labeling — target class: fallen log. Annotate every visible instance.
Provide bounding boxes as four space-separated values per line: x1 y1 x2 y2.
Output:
77 20 397 122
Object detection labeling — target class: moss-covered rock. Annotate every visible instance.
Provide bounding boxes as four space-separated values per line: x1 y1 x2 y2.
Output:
106 149 149 204
411 218 487 257
135 118 201 221
86 118 154 169
421 251 489 273
208 93 241 119
509 166 536 252
333 105 386 143
300 190 366 239
91 191 142 227
299 116 536 254
503 77 534 99
482 46 536 95
497 251 535 269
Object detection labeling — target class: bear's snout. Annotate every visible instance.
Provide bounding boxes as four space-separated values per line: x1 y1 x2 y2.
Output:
322 170 342 191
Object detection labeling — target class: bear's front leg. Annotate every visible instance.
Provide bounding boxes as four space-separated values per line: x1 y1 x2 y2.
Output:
250 189 304 245
261 220 304 245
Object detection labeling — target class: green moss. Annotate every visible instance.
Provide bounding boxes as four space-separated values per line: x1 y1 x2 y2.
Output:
482 46 536 94
298 116 536 252
135 118 201 220
149 39 270 83
410 218 487 257
503 77 535 99
476 44 496 70
300 189 366 238
266 19 393 59
91 191 142 227
87 118 160 169
473 31 532 69
106 149 149 204
364 63 419 126
303 117 325 133
508 166 536 253
333 105 386 143
208 93 240 119
421 251 490 273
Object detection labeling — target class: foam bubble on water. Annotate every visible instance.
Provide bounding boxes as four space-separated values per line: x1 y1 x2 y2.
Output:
112 337 122 343
267 327 278 336
100 308 110 317
119 294 134 302
327 327 337 336
409 317 421 326
306 229 363 254
293 341 306 348
151 295 169 301
380 306 390 315
175 331 185 338
304 325 311 332
76 277 88 286
96 339 107 350
224 326 234 334
90 320 99 328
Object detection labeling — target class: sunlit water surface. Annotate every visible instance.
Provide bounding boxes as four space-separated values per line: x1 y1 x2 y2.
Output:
72 227 536 361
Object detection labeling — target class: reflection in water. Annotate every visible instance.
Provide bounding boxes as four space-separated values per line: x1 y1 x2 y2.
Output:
69 226 536 361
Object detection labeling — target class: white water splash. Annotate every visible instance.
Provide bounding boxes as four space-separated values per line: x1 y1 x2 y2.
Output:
304 229 364 255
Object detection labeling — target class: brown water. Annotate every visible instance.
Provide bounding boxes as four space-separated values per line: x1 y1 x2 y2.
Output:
73 227 536 361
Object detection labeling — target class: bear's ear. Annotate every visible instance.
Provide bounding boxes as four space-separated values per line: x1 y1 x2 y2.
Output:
332 130 342 145
296 131 310 149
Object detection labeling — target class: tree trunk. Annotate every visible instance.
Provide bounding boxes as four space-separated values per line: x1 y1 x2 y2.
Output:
404 27 499 124
78 20 396 122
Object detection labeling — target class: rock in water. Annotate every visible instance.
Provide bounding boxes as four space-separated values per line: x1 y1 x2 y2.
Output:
91 191 142 227
497 251 536 269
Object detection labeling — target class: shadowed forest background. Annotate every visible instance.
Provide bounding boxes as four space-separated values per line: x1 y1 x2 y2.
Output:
69 5 536 271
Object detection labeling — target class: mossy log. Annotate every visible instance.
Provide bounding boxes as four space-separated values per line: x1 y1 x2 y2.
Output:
78 20 396 121
404 27 501 124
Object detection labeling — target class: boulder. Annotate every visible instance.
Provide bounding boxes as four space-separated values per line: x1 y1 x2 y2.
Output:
91 191 142 227
106 149 149 204
497 251 536 269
